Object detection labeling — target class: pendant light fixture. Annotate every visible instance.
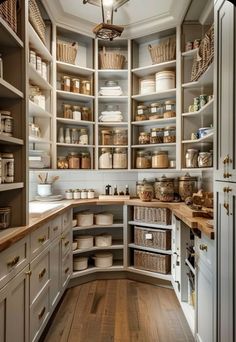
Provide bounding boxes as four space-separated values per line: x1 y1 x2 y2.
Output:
83 0 129 41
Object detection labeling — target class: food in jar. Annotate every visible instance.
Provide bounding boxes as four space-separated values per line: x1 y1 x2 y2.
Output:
63 104 73 119
2 153 14 183
73 189 81 199
81 152 91 169
163 126 176 143
198 152 213 168
150 128 164 144
163 100 176 118
68 152 80 169
178 173 198 201
113 128 128 145
152 151 169 168
136 105 147 121
136 181 144 198
136 151 151 169
81 107 91 121
155 175 174 202
72 106 81 121
113 148 127 169
138 132 150 145
79 128 88 145
101 129 113 145
99 148 112 169
71 78 80 93
149 102 163 119
185 149 198 168
81 80 91 95
62 75 71 92
139 182 154 202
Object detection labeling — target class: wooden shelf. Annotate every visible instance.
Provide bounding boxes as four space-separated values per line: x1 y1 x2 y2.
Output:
132 88 176 102
57 61 94 76
128 266 172 281
29 64 52 90
182 132 213 145
57 143 95 148
182 99 214 118
56 118 95 126
98 145 128 148
182 63 213 89
130 168 176 172
29 100 52 118
0 134 24 145
0 78 23 98
73 222 124 231
73 243 124 255
131 143 176 148
132 60 176 78
128 243 172 255
98 122 128 126
128 221 173 230
0 17 24 48
29 137 52 144
181 48 199 58
71 262 124 278
181 167 213 171
57 90 94 102
28 23 52 61
98 69 128 80
0 183 24 192
98 96 128 103
131 118 176 126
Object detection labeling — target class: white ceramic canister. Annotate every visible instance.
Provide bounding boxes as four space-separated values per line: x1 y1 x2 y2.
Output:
77 212 94 227
81 189 88 199
37 183 52 197
73 189 81 200
72 241 77 251
88 189 95 199
95 234 112 247
76 235 93 249
95 212 113 226
155 71 175 92
93 252 113 268
73 256 88 271
140 77 155 95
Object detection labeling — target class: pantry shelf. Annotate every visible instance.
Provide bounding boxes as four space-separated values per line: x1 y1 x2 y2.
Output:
73 222 124 231
182 99 214 117
29 137 52 144
57 90 94 102
0 17 24 48
132 60 176 78
98 69 128 80
182 63 213 89
181 167 213 171
28 23 52 61
0 135 24 145
57 61 95 76
128 266 172 281
98 145 128 148
0 78 24 98
0 183 24 192
131 118 176 126
128 243 172 255
73 243 124 255
98 96 129 103
182 133 213 145
71 263 124 278
131 143 176 148
29 64 52 91
98 122 128 126
56 143 95 148
29 100 52 118
130 168 176 172
132 88 176 102
56 118 95 126
128 221 173 230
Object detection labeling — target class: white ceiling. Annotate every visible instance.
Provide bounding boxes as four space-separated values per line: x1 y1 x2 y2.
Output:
43 0 191 38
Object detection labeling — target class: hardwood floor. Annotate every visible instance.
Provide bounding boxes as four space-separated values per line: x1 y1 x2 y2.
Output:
43 280 194 342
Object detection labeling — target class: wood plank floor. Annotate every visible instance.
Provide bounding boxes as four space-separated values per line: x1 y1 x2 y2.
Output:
43 280 194 342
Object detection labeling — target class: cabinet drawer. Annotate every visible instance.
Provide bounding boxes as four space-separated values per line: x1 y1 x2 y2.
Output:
62 210 72 231
30 223 50 259
50 215 62 240
61 228 72 258
61 251 72 289
0 236 29 290
30 284 50 342
195 235 214 271
30 248 50 304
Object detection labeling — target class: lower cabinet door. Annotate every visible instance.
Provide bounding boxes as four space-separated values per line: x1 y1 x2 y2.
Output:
61 251 72 290
50 236 61 309
0 266 29 342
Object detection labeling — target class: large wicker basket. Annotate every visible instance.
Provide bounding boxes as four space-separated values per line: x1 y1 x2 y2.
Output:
134 250 171 274
57 40 78 64
29 0 46 44
0 0 17 33
133 206 172 226
148 37 176 65
99 47 126 69
134 226 171 250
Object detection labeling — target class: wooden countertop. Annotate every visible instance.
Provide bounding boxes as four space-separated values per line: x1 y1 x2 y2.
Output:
0 198 214 253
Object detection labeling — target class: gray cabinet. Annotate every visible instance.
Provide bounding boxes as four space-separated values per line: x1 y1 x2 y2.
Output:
215 0 236 181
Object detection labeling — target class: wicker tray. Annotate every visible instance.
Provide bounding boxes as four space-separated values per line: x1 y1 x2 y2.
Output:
0 0 17 33
57 40 78 64
134 250 171 274
29 0 46 44
99 46 126 69
133 206 172 225
134 226 171 250
148 36 176 64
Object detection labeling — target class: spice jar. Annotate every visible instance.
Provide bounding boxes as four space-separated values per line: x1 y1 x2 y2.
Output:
150 128 164 144
152 151 169 168
163 100 176 118
73 189 81 200
71 78 80 93
72 106 81 121
198 152 213 168
65 190 73 200
139 182 154 202
57 156 69 169
136 151 151 169
101 129 113 145
79 128 88 145
0 207 11 229
88 189 95 199
113 148 127 169
71 128 79 144
2 153 14 183
1 111 13 136
163 126 176 143
99 148 112 169
136 181 144 197
68 152 80 169
81 80 91 95
62 75 71 92
81 152 91 169
136 105 147 121
81 189 88 199
113 128 128 146
29 50 36 68
149 102 163 120
178 173 198 201
155 175 174 202
139 132 150 145
185 149 198 168
63 104 73 119
81 107 91 121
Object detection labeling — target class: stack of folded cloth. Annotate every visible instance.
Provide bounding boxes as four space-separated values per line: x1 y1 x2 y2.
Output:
99 111 123 122
99 86 123 96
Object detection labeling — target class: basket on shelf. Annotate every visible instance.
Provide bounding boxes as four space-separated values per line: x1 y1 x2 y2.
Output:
134 226 171 250
191 24 214 81
133 206 172 226
0 0 17 33
148 36 176 65
99 46 126 69
134 250 171 274
29 0 46 44
56 40 78 64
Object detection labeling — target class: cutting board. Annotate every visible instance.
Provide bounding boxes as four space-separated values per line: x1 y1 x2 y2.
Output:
183 205 213 218
99 195 130 201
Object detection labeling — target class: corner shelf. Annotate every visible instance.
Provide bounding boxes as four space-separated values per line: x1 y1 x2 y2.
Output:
0 78 24 98
0 183 24 192
57 90 94 102
56 61 94 76
28 23 52 61
182 132 213 145
71 263 124 278
182 63 213 89
73 222 124 231
29 64 52 91
131 118 176 126
182 99 214 118
73 243 124 255
128 220 173 230
0 135 24 145
0 17 24 48
56 118 95 126
29 100 52 118
132 60 176 78
132 88 176 102
128 243 172 255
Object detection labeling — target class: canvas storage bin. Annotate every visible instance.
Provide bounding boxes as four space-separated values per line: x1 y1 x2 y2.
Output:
134 226 171 250
134 250 171 274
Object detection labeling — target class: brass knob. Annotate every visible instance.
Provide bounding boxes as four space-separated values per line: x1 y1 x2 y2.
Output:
199 244 208 251
223 187 232 193
25 270 32 276
7 256 20 267
223 155 232 164
38 236 46 243
224 173 232 178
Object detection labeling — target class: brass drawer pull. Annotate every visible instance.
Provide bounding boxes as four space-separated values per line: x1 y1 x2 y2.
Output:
38 268 46 279
53 226 59 232
38 306 46 320
65 267 69 274
61 236 65 241
223 155 232 164
199 244 208 252
7 256 20 267
64 240 70 247
25 270 32 276
224 202 230 215
223 187 232 193
38 236 46 243
224 173 232 178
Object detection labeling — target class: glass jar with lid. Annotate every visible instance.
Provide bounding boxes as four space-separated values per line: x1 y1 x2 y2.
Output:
163 126 176 143
163 100 176 118
81 80 91 95
136 105 147 121
150 128 164 144
139 181 154 202
99 148 112 169
198 152 213 168
63 104 73 119
57 156 69 169
136 181 144 198
2 153 14 183
113 128 128 145
155 175 174 202
113 148 127 169
73 189 81 200
138 132 150 145
152 150 169 168
68 152 80 169
136 151 151 169
1 111 13 136
185 149 198 168
81 107 91 121
81 189 88 199
79 128 88 145
81 152 91 169
88 189 95 199
62 75 71 92
149 102 163 120
71 78 80 93
178 173 198 201
0 207 11 229
72 106 81 121
101 129 113 145
71 128 79 144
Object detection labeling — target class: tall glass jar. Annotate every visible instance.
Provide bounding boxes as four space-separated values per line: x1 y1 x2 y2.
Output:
81 107 91 121
185 149 198 168
62 75 71 92
149 102 163 119
101 129 113 145
138 132 150 144
99 148 112 169
81 80 91 95
81 152 91 169
136 151 151 169
163 100 176 118
63 104 73 119
157 175 174 202
113 148 127 169
79 128 88 145
71 78 80 93
136 105 147 121
150 128 164 144
113 128 128 145
163 126 176 143
2 153 14 183
178 173 198 201
68 153 80 169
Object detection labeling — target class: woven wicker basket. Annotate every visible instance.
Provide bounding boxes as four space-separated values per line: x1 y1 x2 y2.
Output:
134 226 171 250
0 0 17 32
99 47 126 69
134 250 171 274
148 37 176 65
29 0 46 44
133 206 172 226
57 40 78 64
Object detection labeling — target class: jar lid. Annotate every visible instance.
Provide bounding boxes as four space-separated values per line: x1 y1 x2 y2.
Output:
137 151 147 156
62 75 70 79
140 76 155 81
74 189 81 192
156 174 173 182
80 128 88 132
156 70 175 76
81 152 90 157
72 105 81 110
101 129 112 134
151 127 164 132
64 104 72 108
137 105 147 109
1 153 14 158
81 189 88 192
199 152 211 156
140 132 150 136
72 78 80 81
113 128 127 133
164 126 176 130
187 148 198 152
68 152 79 157
178 172 197 181
114 148 126 153
82 107 89 110
164 100 176 105
152 150 168 156
150 102 161 107
101 148 112 153
81 80 90 84
88 189 94 192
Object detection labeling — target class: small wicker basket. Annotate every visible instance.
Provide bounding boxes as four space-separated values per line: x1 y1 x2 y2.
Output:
29 0 46 44
133 206 172 226
134 250 171 274
148 37 176 65
134 226 171 250
57 40 78 64
0 0 17 33
99 46 126 69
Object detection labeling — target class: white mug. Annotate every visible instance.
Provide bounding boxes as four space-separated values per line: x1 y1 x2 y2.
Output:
37 184 52 197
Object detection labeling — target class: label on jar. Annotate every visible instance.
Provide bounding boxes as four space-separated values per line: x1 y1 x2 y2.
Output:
75 80 80 88
86 83 90 91
164 131 169 136
65 79 70 86
151 131 157 137
151 108 157 113
137 109 143 115
166 104 172 110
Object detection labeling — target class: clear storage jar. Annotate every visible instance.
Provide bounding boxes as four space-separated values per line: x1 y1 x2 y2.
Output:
2 153 14 183
178 173 198 201
159 176 174 202
57 156 69 169
68 153 80 169
163 126 176 143
81 152 91 169
136 151 151 169
99 148 112 169
72 106 81 121
149 102 163 120
163 100 176 118
63 104 73 119
136 105 147 121
151 151 169 168
81 80 91 95
101 129 113 145
62 75 71 92
113 148 127 169
113 128 128 145
185 149 198 168
138 132 150 145
198 152 213 168
150 128 164 144
79 128 88 145
81 107 91 121
71 78 80 93
71 128 79 144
